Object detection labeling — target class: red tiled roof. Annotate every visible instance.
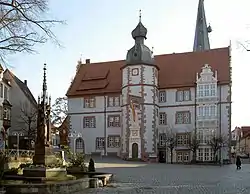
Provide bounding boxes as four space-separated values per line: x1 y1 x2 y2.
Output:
67 47 230 97
241 126 250 138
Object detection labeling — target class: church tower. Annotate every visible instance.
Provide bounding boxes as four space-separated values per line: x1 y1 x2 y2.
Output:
121 11 159 161
193 0 212 51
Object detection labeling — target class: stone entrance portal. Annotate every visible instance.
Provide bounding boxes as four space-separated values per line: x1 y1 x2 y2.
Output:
75 138 85 154
132 143 138 158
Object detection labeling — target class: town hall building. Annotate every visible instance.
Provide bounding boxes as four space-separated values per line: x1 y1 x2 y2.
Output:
66 0 232 163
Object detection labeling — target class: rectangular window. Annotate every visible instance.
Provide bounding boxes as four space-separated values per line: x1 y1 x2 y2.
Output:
108 136 120 148
177 134 189 146
176 90 191 102
96 137 105 149
183 90 190 101
198 85 204 97
177 91 183 101
159 133 166 146
108 96 120 107
210 105 216 116
198 106 203 116
198 105 217 117
204 148 210 161
204 106 209 116
108 115 120 127
83 97 95 108
176 111 191 124
159 91 166 103
184 153 189 162
198 130 203 144
83 116 96 128
159 112 167 125
4 86 7 100
210 84 216 96
0 106 2 119
204 85 210 96
177 152 183 162
198 148 203 161
0 84 3 98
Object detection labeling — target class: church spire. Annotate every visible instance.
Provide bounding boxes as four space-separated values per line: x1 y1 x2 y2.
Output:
193 0 212 52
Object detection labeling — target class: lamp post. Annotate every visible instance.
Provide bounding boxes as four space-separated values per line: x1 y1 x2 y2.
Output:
68 131 82 154
12 132 24 157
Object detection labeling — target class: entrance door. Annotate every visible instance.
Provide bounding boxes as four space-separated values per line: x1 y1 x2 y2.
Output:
158 150 166 163
132 143 138 158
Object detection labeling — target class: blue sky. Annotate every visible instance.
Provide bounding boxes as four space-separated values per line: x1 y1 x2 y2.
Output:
5 0 250 128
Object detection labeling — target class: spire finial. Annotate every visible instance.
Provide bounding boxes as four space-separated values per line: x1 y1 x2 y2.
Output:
42 63 47 101
139 9 141 22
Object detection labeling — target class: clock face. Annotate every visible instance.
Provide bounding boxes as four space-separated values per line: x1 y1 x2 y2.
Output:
132 68 139 76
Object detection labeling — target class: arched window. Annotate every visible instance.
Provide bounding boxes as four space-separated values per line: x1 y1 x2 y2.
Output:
76 138 83 149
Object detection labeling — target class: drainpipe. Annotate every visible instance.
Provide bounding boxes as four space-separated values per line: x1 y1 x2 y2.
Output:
104 95 107 156
219 84 222 163
194 83 197 161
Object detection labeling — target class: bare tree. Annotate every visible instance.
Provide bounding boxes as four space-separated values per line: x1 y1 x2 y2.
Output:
51 96 67 126
0 0 64 62
237 41 250 51
165 126 176 164
189 131 199 163
18 102 37 137
208 134 227 162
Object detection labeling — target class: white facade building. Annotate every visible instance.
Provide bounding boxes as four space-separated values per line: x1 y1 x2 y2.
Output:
67 2 232 163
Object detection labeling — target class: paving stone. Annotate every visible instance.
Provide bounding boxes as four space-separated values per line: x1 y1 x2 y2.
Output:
83 157 250 194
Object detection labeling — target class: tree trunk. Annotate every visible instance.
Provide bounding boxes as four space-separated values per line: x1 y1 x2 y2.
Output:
170 148 173 164
192 149 197 162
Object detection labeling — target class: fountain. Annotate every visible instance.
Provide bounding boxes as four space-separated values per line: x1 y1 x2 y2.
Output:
1 64 94 194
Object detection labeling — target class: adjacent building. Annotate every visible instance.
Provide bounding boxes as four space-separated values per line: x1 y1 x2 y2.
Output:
0 65 11 149
3 70 37 149
66 1 232 163
234 126 250 156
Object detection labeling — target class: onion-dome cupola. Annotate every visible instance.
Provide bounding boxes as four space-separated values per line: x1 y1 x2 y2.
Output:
126 10 154 65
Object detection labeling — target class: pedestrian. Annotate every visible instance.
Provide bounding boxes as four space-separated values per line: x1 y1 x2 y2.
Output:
236 155 241 170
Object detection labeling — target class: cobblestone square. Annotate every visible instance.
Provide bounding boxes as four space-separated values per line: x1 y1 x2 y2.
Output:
86 157 250 194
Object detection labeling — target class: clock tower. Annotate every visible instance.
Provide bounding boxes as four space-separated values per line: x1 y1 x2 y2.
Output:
121 11 159 161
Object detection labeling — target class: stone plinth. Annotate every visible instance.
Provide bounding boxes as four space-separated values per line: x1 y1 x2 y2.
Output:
23 167 67 178
3 177 93 194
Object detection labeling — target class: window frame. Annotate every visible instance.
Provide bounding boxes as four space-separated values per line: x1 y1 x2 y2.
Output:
159 91 166 103
108 96 120 107
107 136 120 148
176 89 191 102
108 115 120 127
83 116 96 128
159 112 167 125
96 137 105 149
83 97 95 108
175 111 191 124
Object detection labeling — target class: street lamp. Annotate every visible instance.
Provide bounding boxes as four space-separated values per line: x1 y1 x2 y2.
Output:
12 132 24 157
68 131 82 154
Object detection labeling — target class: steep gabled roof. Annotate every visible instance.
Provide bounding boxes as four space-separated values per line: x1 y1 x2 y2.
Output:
67 47 230 97
4 69 37 106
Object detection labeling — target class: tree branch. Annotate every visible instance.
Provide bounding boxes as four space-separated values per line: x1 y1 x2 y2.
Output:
0 0 65 62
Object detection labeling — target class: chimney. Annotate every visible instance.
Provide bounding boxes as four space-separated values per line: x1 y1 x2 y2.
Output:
86 59 90 64
24 80 27 85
